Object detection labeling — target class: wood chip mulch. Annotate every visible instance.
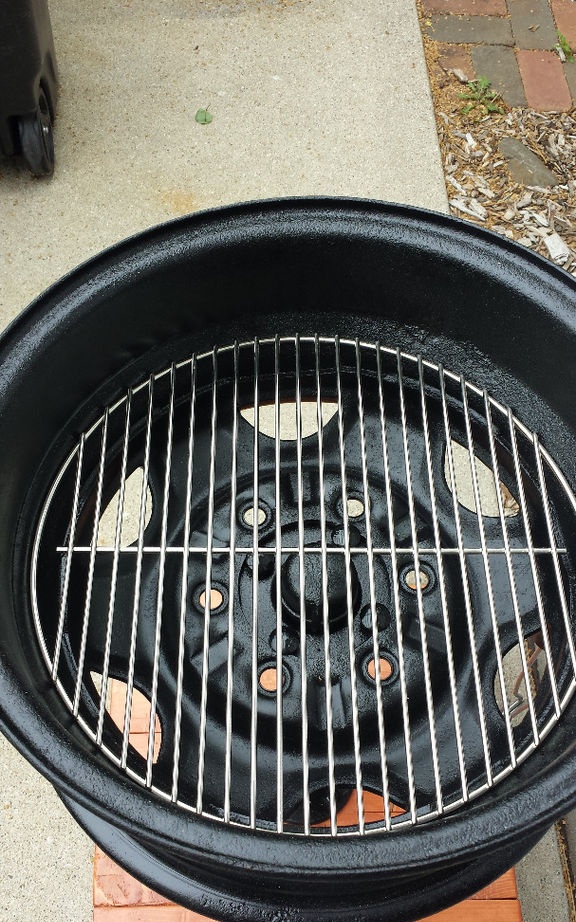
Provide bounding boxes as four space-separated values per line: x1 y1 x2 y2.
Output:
423 39 576 277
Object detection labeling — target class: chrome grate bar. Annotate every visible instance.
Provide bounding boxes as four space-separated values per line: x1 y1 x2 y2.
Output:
146 365 176 787
197 349 219 815
295 335 311 836
224 344 239 823
460 378 517 765
172 356 198 802
376 343 417 823
483 390 540 744
73 409 108 716
97 392 132 745
533 432 576 679
315 334 338 836
418 357 468 803
439 367 493 786
250 338 261 829
121 376 154 768
58 545 568 556
274 335 284 833
508 408 561 720
336 338 365 835
351 338 390 830
52 432 85 680
397 349 443 816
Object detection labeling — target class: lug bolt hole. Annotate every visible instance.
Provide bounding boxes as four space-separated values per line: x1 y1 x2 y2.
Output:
259 665 290 694
346 497 364 519
241 504 269 528
366 656 394 682
336 494 366 520
259 667 279 692
197 587 225 612
403 566 433 592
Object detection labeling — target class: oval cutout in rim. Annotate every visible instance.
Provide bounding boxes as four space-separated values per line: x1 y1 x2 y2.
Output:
494 633 545 729
241 401 338 440
98 467 153 548
445 440 519 518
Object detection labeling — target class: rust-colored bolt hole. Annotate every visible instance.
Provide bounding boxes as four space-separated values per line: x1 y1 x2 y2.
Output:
259 667 280 693
367 657 393 682
199 587 224 611
404 567 430 591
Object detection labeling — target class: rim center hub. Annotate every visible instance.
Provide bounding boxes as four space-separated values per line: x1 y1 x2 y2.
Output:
281 549 359 634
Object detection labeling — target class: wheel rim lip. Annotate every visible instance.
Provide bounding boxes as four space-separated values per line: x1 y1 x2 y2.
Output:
3 193 575 334
3 674 576 877
2 197 576 877
1 194 574 385
61 791 543 921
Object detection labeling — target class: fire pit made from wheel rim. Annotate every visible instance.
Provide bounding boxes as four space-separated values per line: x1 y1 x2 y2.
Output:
1 199 576 922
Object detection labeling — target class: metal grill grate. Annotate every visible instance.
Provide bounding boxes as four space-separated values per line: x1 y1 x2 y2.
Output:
32 336 576 836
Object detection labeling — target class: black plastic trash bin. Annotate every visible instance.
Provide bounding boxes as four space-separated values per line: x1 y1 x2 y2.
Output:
0 0 57 176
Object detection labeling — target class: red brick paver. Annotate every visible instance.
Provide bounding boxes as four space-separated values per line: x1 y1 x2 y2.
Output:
517 49 573 110
421 901 522 921
419 0 576 111
94 909 211 921
551 0 576 47
437 43 476 80
94 849 171 908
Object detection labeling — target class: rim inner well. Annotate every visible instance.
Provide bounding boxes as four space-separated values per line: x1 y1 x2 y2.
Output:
31 335 576 837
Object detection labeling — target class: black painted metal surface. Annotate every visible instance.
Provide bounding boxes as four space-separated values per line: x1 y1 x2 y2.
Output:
1 200 576 921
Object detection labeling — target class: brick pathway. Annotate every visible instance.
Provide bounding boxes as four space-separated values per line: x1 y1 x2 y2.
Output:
419 0 576 111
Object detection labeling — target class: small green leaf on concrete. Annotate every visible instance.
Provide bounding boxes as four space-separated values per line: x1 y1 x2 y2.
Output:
195 108 213 125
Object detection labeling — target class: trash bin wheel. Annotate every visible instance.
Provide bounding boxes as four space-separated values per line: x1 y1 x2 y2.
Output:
18 86 55 177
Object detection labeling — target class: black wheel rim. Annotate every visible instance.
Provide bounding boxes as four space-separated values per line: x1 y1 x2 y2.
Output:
1 199 576 920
